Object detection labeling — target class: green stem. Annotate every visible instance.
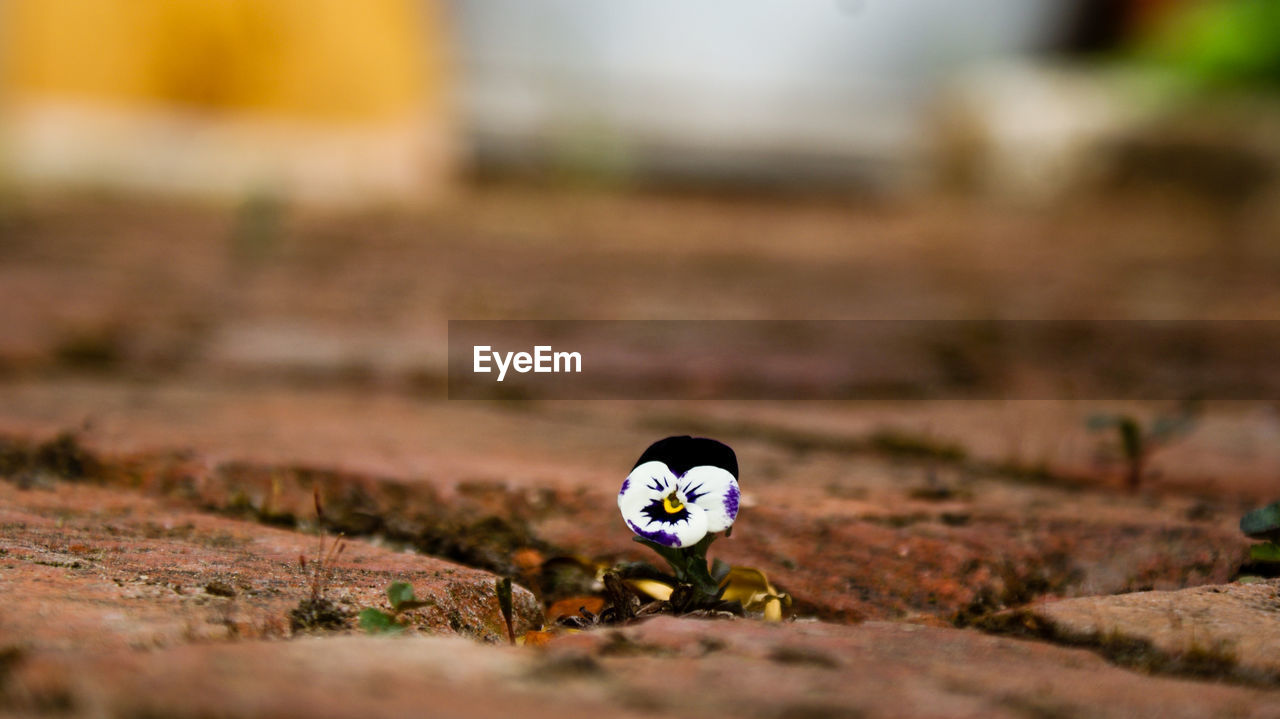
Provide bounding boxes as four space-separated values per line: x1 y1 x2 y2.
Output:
634 534 725 605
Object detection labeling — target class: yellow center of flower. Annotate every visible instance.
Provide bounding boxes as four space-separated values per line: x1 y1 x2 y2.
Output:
662 492 685 514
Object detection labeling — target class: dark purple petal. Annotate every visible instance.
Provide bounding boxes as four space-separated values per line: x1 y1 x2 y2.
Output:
627 519 682 547
723 484 740 520
619 477 630 495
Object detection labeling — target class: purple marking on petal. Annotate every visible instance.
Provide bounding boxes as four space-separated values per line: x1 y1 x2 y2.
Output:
627 519 682 547
619 477 630 495
723 485 740 520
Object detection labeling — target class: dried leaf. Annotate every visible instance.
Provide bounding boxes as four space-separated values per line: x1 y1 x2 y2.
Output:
602 571 641 621
720 566 792 621
512 548 545 573
763 596 783 622
547 596 606 623
520 630 554 647
625 577 674 601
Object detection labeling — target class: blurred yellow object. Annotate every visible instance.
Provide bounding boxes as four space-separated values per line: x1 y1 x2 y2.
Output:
0 0 454 204
719 566 792 621
625 578 675 602
625 566 792 621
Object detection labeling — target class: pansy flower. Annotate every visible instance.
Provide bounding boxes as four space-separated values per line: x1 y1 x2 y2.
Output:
618 436 740 548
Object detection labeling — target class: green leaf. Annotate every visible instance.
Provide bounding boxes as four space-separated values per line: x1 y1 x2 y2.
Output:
710 558 732 584
387 581 416 611
1241 502 1280 541
358 608 403 635
1249 542 1280 563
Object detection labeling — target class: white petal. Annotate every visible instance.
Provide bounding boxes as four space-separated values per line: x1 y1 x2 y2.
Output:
678 465 739 533
628 503 708 548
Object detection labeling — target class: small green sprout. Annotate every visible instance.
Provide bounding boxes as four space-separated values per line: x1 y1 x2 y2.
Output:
1086 402 1199 491
358 581 433 635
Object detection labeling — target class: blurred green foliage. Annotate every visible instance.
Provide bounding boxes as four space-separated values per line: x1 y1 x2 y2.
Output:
1251 542 1280 562
1241 501 1280 572
1140 0 1280 89
1240 501 1280 542
357 607 403 635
